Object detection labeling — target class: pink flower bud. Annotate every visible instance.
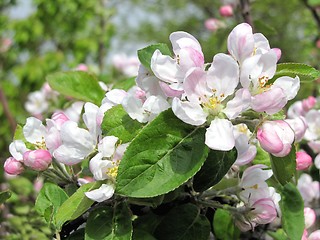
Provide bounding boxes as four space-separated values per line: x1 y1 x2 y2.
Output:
76 64 88 71
219 5 233 17
309 230 320 240
23 150 52 171
296 151 312 170
271 48 282 61
302 229 308 240
4 157 24 175
304 207 316 229
204 18 220 32
257 120 295 157
302 96 316 111
316 39 320 49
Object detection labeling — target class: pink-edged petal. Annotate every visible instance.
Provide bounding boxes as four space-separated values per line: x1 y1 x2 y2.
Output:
205 118 235 151
227 23 255 63
172 98 207 126
251 87 287 114
104 89 127 105
234 134 256 166
178 47 204 69
169 31 202 55
207 53 239 98
183 67 210 102
85 184 115 202
273 76 300 101
151 50 183 84
159 82 184 98
224 88 251 119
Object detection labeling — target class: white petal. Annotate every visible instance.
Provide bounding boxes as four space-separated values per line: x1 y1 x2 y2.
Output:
224 88 251 119
172 98 207 126
143 95 170 122
89 153 114 180
151 50 183 85
205 118 235 151
85 184 115 202
83 103 100 139
64 101 84 123
315 154 320 169
253 33 270 54
207 53 239 98
53 121 95 165
98 136 119 158
104 89 127 105
122 94 146 123
273 76 300 101
23 117 47 144
234 134 256 166
9 140 28 161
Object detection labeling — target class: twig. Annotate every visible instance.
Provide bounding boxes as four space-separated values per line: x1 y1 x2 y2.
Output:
301 0 320 31
0 87 16 134
240 0 254 31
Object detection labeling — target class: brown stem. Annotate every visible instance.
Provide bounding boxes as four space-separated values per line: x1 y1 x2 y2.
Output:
98 0 107 73
301 0 320 31
240 0 254 31
0 87 16 134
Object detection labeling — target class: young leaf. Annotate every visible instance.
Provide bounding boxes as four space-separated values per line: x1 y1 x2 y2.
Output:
154 203 210 240
55 181 102 230
270 147 296 185
116 109 209 198
101 105 144 143
193 149 237 192
280 183 304 240
213 209 240 240
35 183 68 226
47 71 105 105
0 190 11 204
138 43 172 71
267 229 288 240
85 202 132 240
272 63 320 82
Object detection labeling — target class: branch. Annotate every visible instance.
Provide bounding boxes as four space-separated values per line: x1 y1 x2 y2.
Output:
240 0 254 31
301 0 320 30
0 87 16 134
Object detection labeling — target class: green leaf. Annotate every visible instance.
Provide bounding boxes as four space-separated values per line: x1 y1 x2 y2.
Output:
116 109 208 198
280 183 304 240
138 43 172 71
193 149 237 192
308 0 320 7
47 71 105 105
267 229 288 240
112 77 136 91
101 105 144 143
133 212 163 235
55 181 102 230
213 209 240 240
154 204 210 240
85 202 132 240
128 195 164 208
252 146 271 167
0 190 11 204
270 146 296 185
35 183 68 226
272 63 320 83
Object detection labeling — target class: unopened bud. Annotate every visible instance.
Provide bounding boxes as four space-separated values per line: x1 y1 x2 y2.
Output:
304 207 316 229
296 151 312 170
219 5 233 17
4 157 24 175
302 96 316 111
23 150 52 171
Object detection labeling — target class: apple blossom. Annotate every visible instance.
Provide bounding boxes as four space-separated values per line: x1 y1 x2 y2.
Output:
297 173 320 205
204 18 224 32
4 157 24 175
85 183 115 203
257 120 295 157
151 31 204 95
285 116 307 142
302 96 316 111
112 53 140 77
296 151 312 170
308 230 320 240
